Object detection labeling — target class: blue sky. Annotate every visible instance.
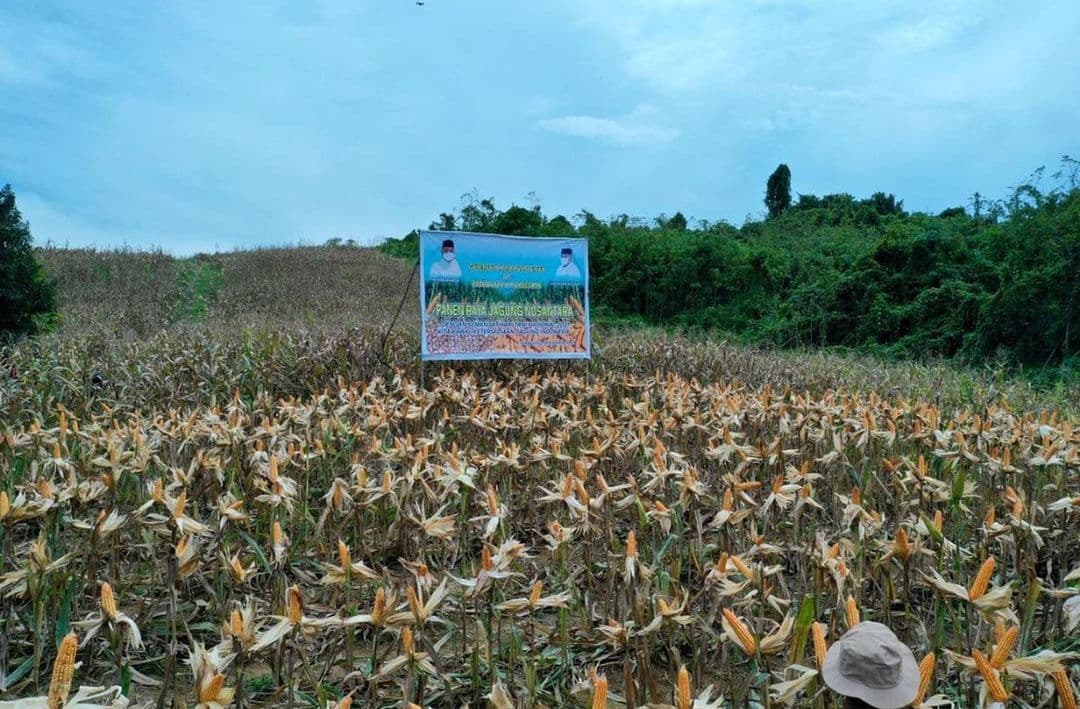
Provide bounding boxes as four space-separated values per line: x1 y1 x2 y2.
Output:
2 1 1078 254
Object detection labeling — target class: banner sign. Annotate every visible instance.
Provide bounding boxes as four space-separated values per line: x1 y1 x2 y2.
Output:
419 230 590 360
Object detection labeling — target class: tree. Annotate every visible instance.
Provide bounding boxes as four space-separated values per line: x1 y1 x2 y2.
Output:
0 184 57 338
765 164 792 219
664 212 688 231
428 213 456 231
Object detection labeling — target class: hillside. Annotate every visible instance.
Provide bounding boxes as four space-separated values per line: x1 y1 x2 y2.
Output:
37 245 421 336
3 244 1073 419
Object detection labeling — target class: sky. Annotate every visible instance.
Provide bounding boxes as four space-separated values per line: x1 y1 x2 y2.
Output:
2 1 1078 255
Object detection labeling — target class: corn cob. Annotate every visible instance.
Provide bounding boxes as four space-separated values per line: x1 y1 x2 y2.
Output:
100 581 118 620
591 675 608 709
1053 668 1077 709
200 673 225 702
972 649 1009 702
990 626 1017 669
969 557 996 601
287 584 303 624
676 665 692 709
47 632 79 709
913 652 935 706
812 622 828 670
723 608 757 655
846 596 860 628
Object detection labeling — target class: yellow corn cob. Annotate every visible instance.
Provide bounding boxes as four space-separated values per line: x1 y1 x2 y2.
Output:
200 673 225 702
0 491 9 520
173 491 186 520
972 649 1009 702
287 585 303 624
372 587 387 626
731 555 754 579
969 556 996 601
626 531 637 558
812 622 828 670
402 627 414 655
230 608 243 637
723 608 757 655
47 631 78 709
529 580 543 607
894 528 911 560
846 596 860 628
591 675 608 709
993 618 1006 644
229 555 246 582
100 581 118 620
337 540 350 569
1053 668 1077 709
990 626 1017 669
715 552 729 573
913 652 935 706
339 696 353 709
676 666 692 709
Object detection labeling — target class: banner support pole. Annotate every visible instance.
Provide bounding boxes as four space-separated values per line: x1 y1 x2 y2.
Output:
379 251 419 375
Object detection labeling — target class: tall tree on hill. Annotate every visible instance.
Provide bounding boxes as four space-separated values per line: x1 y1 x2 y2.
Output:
0 184 57 338
765 164 792 219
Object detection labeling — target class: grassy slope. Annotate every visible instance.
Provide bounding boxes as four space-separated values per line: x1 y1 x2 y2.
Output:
38 245 420 336
28 245 1079 417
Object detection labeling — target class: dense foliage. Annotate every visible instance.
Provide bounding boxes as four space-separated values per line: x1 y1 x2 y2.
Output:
0 185 57 339
380 161 1080 379
764 163 792 219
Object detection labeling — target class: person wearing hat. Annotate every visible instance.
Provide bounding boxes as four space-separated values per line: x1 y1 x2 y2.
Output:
554 246 581 280
429 238 462 280
822 622 920 709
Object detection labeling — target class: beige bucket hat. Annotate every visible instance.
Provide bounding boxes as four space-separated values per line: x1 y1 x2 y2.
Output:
822 621 920 709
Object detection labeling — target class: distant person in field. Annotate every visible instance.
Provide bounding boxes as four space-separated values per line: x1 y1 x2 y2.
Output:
822 622 919 708
554 246 581 280
429 238 462 280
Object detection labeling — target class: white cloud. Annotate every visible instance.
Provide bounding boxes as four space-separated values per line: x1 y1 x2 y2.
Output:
538 104 678 145
554 1 994 97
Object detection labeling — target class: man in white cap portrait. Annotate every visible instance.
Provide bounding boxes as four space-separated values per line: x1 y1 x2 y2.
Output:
822 621 920 708
429 238 462 280
554 246 581 280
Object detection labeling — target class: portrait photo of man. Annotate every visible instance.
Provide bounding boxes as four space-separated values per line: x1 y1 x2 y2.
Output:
554 246 581 280
429 238 462 280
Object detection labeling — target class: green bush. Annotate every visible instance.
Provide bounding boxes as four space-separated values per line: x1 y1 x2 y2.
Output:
0 184 57 339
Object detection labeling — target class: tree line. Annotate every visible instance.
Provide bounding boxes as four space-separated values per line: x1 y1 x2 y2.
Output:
381 160 1080 379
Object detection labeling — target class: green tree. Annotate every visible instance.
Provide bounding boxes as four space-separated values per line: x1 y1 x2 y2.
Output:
0 184 57 338
765 163 792 219
428 212 456 231
664 212 688 230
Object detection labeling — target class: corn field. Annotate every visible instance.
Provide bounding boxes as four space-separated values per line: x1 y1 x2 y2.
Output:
1 350 1078 707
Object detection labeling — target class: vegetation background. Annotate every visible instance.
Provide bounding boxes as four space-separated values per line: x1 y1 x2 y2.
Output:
1 158 1078 418
383 158 1080 388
